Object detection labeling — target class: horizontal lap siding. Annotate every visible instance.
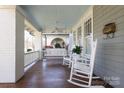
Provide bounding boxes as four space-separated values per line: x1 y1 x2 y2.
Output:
93 5 124 87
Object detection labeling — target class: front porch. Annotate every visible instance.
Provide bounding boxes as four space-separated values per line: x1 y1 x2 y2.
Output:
0 5 124 88
0 58 112 88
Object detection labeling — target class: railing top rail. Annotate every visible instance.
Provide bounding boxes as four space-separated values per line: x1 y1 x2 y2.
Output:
25 51 39 55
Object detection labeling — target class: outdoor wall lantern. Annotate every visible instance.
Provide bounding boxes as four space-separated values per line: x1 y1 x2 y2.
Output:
103 22 116 39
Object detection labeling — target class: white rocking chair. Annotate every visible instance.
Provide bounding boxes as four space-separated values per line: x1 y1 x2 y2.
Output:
68 40 104 88
63 52 73 68
63 51 91 68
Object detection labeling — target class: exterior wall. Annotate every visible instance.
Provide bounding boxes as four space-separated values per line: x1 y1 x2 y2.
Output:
71 15 83 45
71 6 93 45
0 6 25 83
81 6 93 54
93 5 124 87
72 20 82 45
15 10 24 81
0 6 16 83
71 6 93 55
0 6 41 83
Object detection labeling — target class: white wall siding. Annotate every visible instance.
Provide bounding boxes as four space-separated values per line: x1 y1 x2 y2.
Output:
0 7 16 83
15 10 24 81
93 5 124 87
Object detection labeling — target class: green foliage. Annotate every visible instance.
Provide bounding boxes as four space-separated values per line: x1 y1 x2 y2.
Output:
72 46 82 54
27 49 32 52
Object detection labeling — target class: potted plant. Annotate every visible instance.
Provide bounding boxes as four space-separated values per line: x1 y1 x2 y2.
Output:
72 45 82 59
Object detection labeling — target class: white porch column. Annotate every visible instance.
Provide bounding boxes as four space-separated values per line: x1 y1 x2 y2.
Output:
0 6 24 83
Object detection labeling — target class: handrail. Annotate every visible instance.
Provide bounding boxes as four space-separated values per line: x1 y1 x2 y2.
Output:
25 51 39 55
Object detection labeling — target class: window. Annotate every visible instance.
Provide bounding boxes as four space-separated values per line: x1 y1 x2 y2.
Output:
84 18 92 54
84 18 92 36
25 30 35 52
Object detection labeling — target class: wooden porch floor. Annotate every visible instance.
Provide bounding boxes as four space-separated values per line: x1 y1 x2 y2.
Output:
0 58 79 88
0 58 112 88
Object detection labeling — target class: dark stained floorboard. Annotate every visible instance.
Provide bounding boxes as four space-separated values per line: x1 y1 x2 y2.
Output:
0 58 79 88
0 58 112 88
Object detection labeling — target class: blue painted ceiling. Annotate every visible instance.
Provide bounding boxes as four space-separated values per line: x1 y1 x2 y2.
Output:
21 5 89 31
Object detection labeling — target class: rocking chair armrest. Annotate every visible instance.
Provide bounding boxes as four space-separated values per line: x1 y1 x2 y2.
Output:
76 60 90 66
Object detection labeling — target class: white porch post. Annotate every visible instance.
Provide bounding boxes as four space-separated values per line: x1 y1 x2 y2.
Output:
0 6 24 83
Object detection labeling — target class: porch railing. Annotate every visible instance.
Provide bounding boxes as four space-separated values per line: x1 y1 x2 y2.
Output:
44 48 67 57
24 51 40 67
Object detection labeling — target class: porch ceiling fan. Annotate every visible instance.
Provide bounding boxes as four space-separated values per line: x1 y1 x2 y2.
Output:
51 21 66 33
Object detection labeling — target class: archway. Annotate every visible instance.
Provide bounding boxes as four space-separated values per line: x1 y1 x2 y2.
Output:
51 38 66 48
